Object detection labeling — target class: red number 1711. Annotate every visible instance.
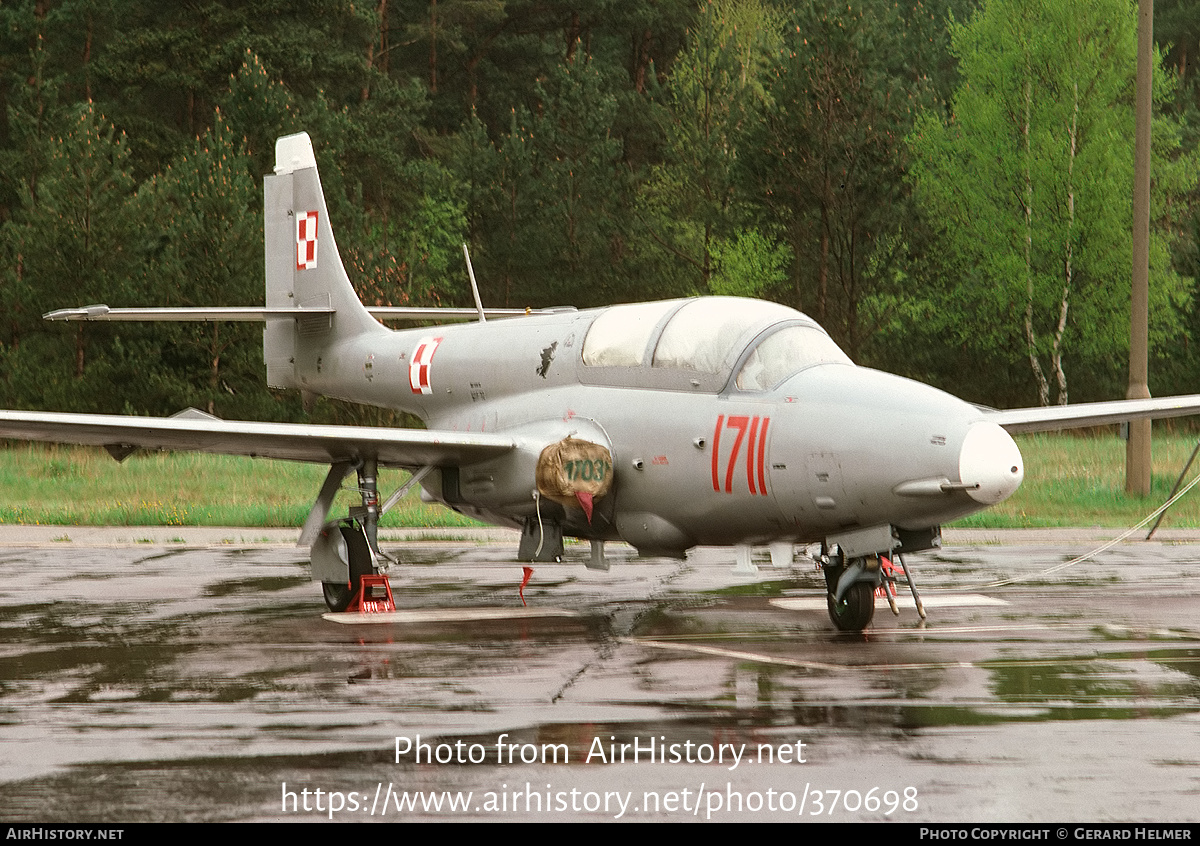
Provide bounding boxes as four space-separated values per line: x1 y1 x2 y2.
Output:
711 415 770 496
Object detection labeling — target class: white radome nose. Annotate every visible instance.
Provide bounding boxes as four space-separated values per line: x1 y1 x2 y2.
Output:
959 421 1024 505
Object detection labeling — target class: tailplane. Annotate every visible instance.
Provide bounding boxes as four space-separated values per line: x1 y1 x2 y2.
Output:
263 132 384 390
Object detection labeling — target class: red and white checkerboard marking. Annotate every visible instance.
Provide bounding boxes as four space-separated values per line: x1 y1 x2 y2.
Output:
296 211 319 270
409 336 443 395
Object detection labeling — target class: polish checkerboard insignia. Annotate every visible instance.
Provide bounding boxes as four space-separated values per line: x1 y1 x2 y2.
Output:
409 336 443 395
296 211 318 270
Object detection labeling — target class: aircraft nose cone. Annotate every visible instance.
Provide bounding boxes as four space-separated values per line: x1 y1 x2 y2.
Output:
959 421 1024 505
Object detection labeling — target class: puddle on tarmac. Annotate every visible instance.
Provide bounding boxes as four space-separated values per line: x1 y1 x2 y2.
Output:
0 541 1197 821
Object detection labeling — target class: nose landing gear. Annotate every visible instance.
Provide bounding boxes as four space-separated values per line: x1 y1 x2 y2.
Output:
819 548 927 632
817 527 934 632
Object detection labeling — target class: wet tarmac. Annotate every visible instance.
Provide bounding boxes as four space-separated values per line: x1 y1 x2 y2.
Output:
0 532 1197 822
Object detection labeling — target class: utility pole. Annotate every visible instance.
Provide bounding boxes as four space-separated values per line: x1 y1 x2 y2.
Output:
1127 0 1153 497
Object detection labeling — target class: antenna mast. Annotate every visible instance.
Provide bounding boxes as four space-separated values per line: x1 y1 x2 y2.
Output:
463 243 486 323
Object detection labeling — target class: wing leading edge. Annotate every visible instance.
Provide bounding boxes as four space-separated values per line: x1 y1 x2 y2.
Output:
0 410 515 467
987 394 1200 434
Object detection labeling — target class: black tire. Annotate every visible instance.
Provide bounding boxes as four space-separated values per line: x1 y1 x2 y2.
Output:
826 581 876 632
322 580 355 612
321 523 376 612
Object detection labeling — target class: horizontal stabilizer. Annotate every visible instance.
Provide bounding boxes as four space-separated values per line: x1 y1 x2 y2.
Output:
43 305 571 322
43 306 335 322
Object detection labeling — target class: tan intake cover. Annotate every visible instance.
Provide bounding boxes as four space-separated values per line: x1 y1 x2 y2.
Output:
536 437 613 509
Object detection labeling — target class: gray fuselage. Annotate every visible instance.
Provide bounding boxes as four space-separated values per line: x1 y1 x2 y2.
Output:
289 297 1022 557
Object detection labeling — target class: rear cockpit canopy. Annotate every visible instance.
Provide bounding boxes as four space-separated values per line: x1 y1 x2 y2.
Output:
580 297 851 392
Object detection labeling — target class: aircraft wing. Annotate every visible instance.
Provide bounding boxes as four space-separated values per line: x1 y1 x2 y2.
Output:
0 409 515 467
987 394 1200 434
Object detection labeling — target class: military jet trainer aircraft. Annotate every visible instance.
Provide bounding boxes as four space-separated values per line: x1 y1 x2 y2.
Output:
4 131 1200 632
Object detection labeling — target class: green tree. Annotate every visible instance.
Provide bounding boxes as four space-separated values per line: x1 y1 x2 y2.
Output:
1158 0 1200 92
139 111 268 418
89 0 379 176
0 2 89 220
0 101 148 411
910 0 1196 406
742 0 936 360
218 50 300 177
309 80 469 311
464 52 634 307
0 31 69 370
638 0 783 292
707 228 790 298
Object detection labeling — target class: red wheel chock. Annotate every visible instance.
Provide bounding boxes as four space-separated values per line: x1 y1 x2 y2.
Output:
345 574 396 614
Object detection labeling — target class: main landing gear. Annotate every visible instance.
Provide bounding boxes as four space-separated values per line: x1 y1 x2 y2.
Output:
319 518 378 612
309 456 397 613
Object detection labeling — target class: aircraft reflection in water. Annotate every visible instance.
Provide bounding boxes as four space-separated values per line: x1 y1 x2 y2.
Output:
6 131 1200 632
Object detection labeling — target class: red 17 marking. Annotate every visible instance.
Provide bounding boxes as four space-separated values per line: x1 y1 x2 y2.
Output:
711 415 770 495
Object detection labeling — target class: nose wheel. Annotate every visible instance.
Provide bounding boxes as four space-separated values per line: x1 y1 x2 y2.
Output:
826 580 876 631
820 550 880 632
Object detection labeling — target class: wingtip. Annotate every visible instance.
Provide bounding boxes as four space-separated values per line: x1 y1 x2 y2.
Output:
43 304 110 321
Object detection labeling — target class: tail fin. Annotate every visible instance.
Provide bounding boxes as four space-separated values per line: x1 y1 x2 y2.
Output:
263 132 384 389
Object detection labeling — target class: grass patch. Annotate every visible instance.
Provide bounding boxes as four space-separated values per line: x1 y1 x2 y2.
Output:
2 431 1200 528
952 430 1200 528
0 443 483 529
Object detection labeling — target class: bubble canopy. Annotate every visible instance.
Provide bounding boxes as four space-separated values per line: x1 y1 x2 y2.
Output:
581 297 852 391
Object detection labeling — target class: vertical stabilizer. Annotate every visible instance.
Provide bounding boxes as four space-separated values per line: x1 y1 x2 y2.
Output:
263 132 385 389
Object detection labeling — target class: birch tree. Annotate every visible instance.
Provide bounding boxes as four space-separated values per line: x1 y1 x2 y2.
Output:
910 0 1195 405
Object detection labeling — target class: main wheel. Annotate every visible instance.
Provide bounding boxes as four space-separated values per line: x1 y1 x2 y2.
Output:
322 580 355 612
826 581 876 632
321 523 375 612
